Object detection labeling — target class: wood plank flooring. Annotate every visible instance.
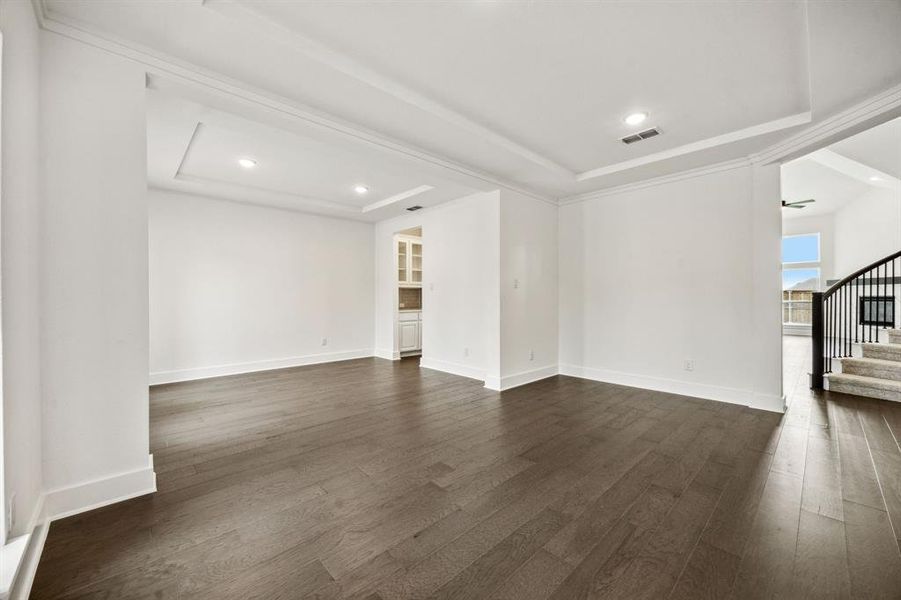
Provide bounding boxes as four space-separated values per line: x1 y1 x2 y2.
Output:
31 341 901 598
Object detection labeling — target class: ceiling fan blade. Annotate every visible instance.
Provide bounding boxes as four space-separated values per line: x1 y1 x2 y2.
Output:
781 198 815 208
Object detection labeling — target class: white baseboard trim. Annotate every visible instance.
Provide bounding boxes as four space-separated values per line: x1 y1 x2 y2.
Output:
745 392 786 413
149 349 374 384
783 324 812 337
484 365 558 391
42 455 157 522
7 456 156 599
7 520 47 600
558 364 785 413
2 490 48 600
373 348 400 361
1 534 29 600
419 357 486 382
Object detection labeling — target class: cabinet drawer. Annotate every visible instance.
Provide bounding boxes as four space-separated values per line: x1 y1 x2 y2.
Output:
398 311 421 322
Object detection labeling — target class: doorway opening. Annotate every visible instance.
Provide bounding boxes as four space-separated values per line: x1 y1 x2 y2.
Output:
394 226 423 360
780 116 901 401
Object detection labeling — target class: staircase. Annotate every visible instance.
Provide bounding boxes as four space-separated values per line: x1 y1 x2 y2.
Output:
827 329 901 401
811 249 900 401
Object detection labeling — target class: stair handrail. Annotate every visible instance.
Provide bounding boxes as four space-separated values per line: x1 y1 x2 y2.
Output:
811 248 901 390
822 249 901 299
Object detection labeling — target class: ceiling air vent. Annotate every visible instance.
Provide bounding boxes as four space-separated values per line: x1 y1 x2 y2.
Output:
621 127 661 145
406 205 423 212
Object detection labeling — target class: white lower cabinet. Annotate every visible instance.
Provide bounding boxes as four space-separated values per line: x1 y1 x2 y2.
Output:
398 311 422 353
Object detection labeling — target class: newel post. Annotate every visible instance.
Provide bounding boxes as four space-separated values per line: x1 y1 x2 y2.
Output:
811 291 824 390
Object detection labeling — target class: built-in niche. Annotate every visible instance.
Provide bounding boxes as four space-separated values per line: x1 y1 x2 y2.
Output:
399 287 422 310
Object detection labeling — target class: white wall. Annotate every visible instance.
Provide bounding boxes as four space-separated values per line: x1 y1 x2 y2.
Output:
834 187 901 276
149 190 374 382
374 191 501 383
559 165 784 411
39 32 153 516
496 190 558 389
1 0 43 539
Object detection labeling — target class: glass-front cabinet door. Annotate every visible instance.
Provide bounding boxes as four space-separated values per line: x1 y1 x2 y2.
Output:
411 242 422 284
397 240 408 283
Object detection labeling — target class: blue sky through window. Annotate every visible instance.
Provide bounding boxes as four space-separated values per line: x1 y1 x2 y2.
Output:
782 234 819 263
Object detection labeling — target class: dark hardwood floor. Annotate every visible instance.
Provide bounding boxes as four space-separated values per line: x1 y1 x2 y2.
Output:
32 342 901 599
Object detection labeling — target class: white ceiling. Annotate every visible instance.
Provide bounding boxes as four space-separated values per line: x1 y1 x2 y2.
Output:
147 89 481 221
829 117 901 179
41 0 901 217
781 117 901 220
781 160 871 219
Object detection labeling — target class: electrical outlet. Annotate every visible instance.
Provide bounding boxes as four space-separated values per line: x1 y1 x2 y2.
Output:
529 349 535 361
684 359 694 372
321 337 328 347
513 278 520 289
463 347 470 357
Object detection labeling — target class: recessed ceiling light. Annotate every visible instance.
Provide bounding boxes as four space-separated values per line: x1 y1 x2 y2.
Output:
869 176 884 182
237 158 257 169
354 185 369 194
624 112 648 126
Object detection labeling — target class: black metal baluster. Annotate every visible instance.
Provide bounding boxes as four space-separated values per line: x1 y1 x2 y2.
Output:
848 280 853 355
834 292 838 361
854 276 859 343
832 290 841 358
842 285 851 356
825 295 829 373
829 294 834 371
879 263 884 340
867 269 873 343
825 294 829 369
842 284 846 356
833 293 838 366
836 287 840 358
839 286 844 357
879 264 884 339
873 265 882 342
832 288 842 358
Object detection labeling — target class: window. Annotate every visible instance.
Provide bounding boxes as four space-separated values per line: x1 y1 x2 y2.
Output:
782 234 820 326
782 234 820 264
860 296 896 327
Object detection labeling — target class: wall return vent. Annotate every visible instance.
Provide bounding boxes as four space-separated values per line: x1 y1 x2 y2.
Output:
621 127 662 145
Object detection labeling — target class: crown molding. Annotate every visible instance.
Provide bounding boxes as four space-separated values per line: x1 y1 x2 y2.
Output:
362 185 434 213
203 0 576 181
751 82 901 165
805 148 901 191
29 0 47 27
169 126 440 218
30 1 901 211
32 0 554 205
575 112 811 182
559 157 752 205
169 121 361 216
560 82 901 205
165 174 364 217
